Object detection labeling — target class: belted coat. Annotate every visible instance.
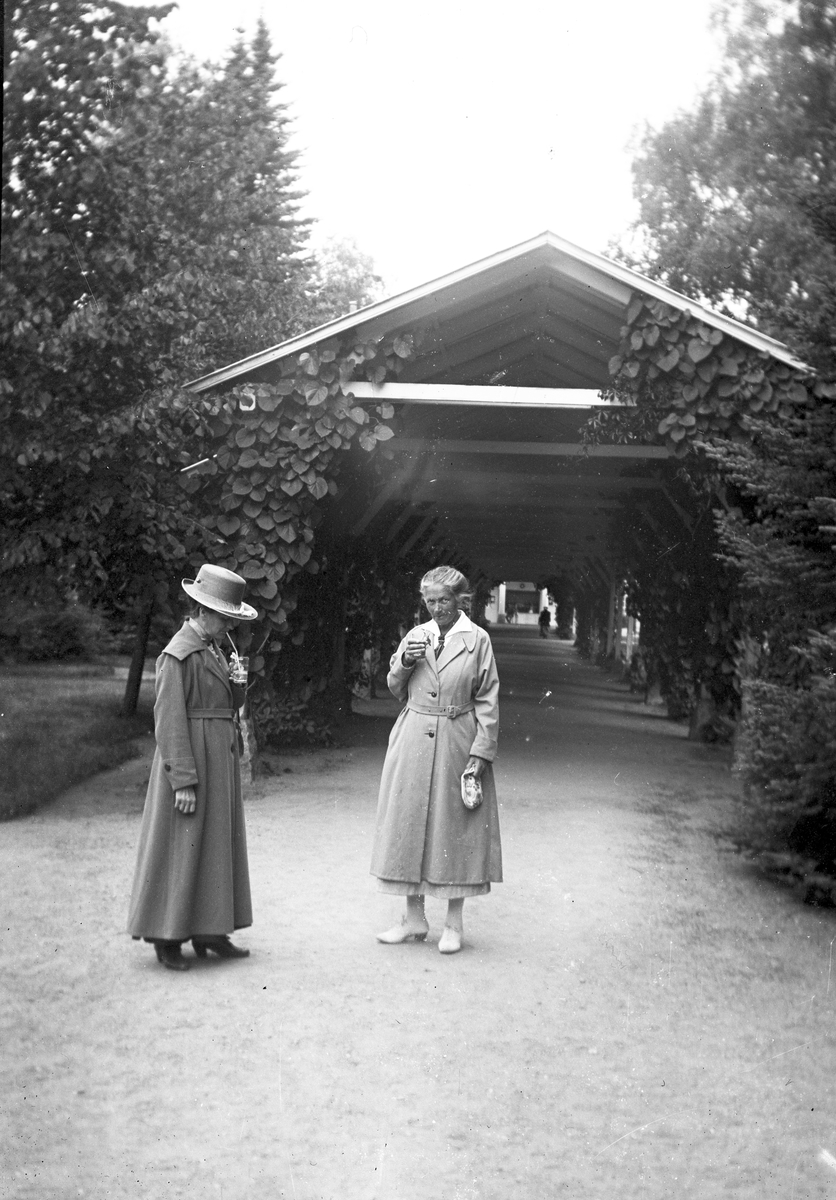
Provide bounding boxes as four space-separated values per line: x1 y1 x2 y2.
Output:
370 618 502 887
127 621 252 942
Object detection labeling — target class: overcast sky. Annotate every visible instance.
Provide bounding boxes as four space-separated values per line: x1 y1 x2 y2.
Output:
152 0 722 293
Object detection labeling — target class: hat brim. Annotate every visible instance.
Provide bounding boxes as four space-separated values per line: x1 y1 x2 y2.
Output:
182 579 258 621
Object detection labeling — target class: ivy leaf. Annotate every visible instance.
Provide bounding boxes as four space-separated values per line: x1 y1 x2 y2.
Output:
217 515 241 536
240 559 262 578
374 425 394 440
281 477 304 496
393 334 413 357
688 339 713 363
310 477 329 500
349 406 367 424
626 294 644 324
789 382 809 404
608 355 623 375
657 348 680 372
257 393 281 412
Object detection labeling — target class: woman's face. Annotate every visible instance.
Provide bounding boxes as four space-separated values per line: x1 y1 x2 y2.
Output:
422 584 459 632
199 608 238 640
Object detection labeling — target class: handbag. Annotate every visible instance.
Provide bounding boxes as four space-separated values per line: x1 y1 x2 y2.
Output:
461 769 483 810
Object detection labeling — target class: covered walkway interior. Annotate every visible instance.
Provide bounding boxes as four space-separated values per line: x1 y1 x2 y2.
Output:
186 231 805 597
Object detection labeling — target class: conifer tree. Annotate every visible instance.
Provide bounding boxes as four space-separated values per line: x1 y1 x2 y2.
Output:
1 10 356 622
621 0 836 869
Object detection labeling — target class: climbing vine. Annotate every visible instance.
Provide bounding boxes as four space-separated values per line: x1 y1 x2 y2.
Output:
183 333 410 642
588 293 836 733
179 331 415 743
603 294 836 453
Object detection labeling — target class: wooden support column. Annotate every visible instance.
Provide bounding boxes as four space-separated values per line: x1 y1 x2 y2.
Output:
613 584 624 661
606 576 617 657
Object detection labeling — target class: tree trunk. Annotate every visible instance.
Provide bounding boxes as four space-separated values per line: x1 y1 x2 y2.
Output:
122 588 154 717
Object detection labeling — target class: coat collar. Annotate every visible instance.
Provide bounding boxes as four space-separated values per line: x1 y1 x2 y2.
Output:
163 621 232 692
421 613 477 672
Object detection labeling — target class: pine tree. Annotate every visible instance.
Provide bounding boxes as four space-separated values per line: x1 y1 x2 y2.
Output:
2 13 319 617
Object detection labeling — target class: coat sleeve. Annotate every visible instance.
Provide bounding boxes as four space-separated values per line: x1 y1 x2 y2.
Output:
386 632 418 702
469 634 500 761
153 652 199 792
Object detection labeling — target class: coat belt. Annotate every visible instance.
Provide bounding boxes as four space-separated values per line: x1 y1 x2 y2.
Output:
186 708 235 719
407 701 475 719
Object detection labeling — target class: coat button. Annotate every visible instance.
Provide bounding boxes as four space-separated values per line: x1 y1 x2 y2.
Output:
164 764 171 772
428 732 435 739
430 692 437 697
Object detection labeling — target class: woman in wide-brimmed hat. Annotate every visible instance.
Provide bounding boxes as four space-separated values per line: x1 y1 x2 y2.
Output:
127 565 258 971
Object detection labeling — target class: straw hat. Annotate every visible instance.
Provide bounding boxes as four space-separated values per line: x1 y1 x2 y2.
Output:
181 564 258 621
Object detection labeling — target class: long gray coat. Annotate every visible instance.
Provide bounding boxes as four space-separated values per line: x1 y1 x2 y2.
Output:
127 622 252 941
370 621 502 887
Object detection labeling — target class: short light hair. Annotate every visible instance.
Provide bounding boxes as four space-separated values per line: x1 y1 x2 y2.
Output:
420 565 471 611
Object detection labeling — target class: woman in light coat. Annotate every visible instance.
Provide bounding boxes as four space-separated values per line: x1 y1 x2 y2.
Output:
128 564 257 971
371 566 502 954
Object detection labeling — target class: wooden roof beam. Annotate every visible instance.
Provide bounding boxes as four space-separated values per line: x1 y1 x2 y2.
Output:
394 437 670 459
350 382 616 408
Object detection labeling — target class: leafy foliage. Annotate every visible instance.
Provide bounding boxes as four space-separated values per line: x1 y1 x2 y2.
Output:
613 0 836 861
2 7 382 636
606 295 824 457
178 332 414 740
624 0 836 372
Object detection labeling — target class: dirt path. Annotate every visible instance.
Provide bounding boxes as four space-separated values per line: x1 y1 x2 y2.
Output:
3 629 836 1199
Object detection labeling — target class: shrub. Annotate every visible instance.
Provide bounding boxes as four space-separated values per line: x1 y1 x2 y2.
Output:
249 687 333 749
0 597 111 662
732 675 836 901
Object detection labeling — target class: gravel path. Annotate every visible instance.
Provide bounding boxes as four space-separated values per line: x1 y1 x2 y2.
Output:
3 629 836 1199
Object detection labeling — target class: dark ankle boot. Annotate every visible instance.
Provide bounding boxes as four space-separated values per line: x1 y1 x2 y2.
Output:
154 940 189 971
192 935 249 959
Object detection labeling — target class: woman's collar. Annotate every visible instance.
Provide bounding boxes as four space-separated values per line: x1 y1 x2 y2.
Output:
426 611 473 637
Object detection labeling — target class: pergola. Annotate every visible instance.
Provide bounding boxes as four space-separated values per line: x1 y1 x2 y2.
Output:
185 231 805 595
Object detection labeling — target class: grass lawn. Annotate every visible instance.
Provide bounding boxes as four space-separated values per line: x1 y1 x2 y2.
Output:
0 663 154 820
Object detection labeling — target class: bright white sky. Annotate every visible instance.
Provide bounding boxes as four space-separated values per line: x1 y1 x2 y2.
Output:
151 0 722 294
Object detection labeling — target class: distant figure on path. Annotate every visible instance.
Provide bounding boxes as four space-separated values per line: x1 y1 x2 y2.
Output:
538 607 551 638
371 566 502 954
127 565 257 972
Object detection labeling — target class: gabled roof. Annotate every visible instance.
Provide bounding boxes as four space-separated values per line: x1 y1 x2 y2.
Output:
185 230 809 394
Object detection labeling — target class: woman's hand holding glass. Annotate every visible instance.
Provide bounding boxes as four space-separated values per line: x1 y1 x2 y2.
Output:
403 632 429 667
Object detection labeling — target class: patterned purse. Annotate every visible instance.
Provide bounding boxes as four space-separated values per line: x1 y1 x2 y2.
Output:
461 770 483 810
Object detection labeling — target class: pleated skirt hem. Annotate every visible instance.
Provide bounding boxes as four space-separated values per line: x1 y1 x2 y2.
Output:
375 877 491 899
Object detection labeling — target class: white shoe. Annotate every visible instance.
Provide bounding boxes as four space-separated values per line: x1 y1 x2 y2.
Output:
438 926 463 954
376 919 429 944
